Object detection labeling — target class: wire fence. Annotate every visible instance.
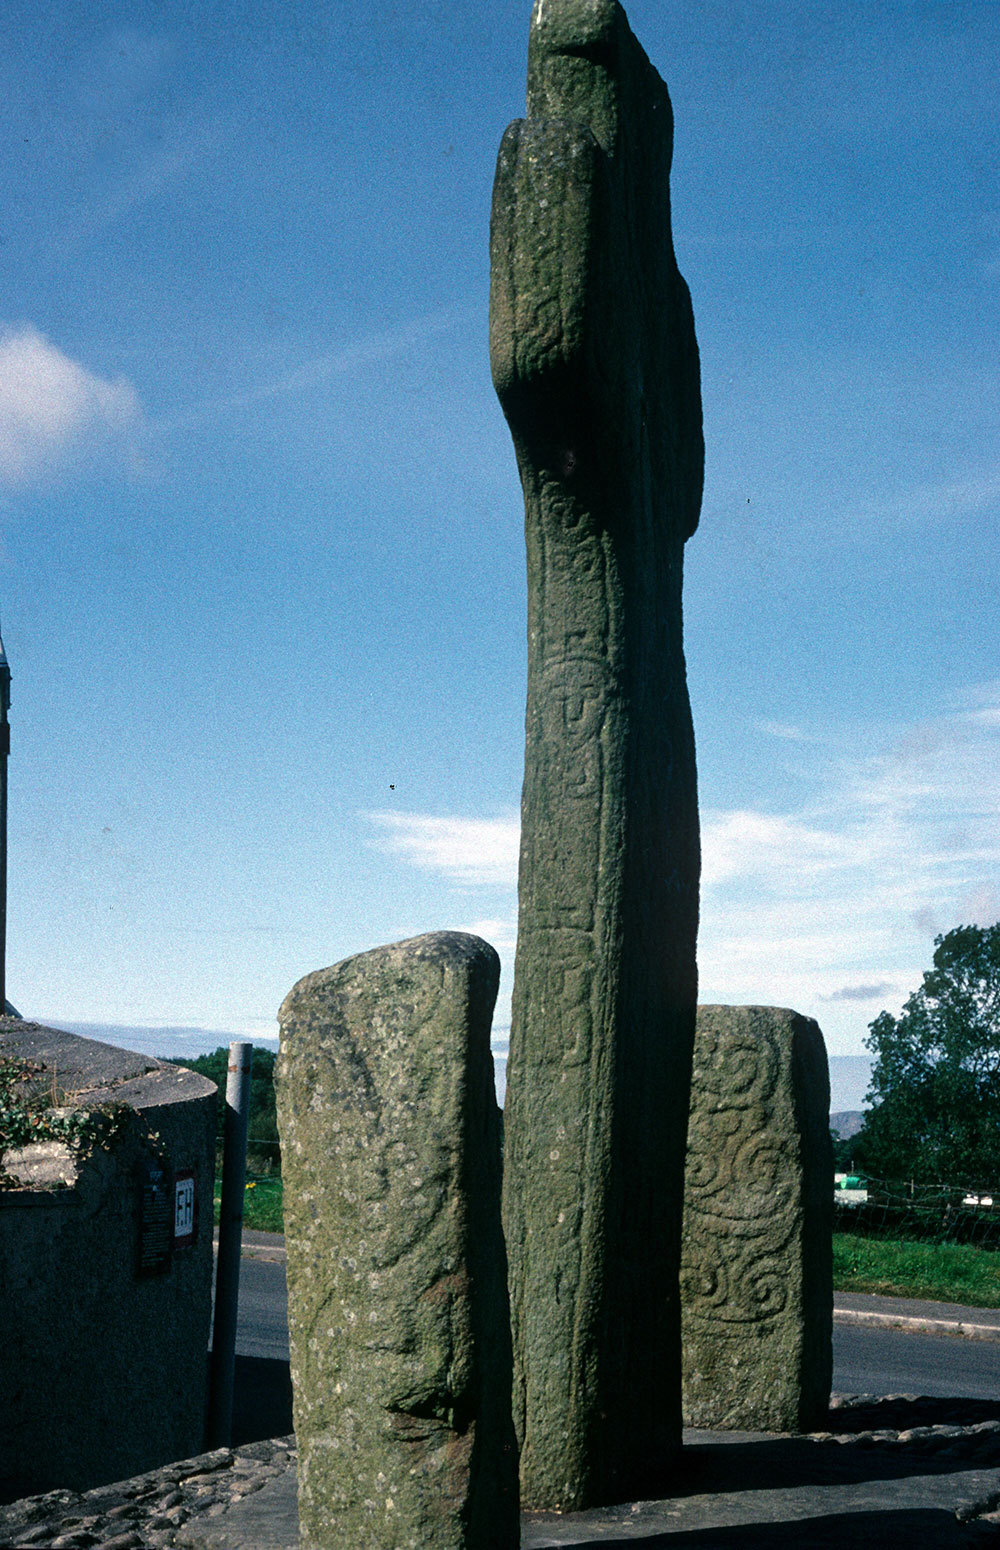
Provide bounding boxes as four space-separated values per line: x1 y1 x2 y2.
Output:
214 1133 282 1176
216 1127 1000 1253
834 1175 1000 1249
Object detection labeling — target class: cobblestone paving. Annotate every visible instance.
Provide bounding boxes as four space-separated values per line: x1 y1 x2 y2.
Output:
2 1400 1000 1547
0 1436 294 1548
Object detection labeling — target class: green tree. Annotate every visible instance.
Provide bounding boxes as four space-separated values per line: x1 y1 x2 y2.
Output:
165 1045 281 1174
830 1130 859 1172
860 923 1000 1184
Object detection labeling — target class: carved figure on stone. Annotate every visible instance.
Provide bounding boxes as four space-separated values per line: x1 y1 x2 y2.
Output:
490 0 703 1512
682 1005 833 1432
275 931 519 1550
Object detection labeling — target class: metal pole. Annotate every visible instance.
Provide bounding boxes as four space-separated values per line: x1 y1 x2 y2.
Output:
208 1040 253 1447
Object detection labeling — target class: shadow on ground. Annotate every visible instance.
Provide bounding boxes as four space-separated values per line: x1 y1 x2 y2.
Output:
678 1429 994 1497
530 1509 993 1548
523 1401 1000 1547
833 1397 1000 1430
224 1369 1000 1547
231 1355 292 1447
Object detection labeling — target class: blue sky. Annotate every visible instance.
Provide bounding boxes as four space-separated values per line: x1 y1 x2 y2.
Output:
1 0 997 1062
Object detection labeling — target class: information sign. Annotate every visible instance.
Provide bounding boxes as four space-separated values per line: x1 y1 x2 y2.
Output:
136 1159 173 1278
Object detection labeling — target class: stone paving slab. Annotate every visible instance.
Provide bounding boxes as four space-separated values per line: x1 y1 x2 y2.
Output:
5 1411 1000 1548
174 1468 298 1549
522 1435 1000 1546
173 1421 1000 1549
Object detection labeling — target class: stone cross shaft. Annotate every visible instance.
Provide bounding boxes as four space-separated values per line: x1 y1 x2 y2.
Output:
276 932 519 1550
490 0 703 1512
683 1006 834 1433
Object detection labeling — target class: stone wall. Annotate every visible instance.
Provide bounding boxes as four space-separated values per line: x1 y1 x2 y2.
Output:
0 1021 217 1499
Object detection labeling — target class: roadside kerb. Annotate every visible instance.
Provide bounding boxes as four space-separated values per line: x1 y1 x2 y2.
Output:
212 1229 286 1262
217 1233 1000 1344
835 1307 1000 1342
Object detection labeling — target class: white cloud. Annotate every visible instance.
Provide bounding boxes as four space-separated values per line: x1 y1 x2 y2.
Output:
698 689 1000 1043
364 810 519 887
457 915 519 954
0 325 142 483
362 685 1000 1054
700 810 849 887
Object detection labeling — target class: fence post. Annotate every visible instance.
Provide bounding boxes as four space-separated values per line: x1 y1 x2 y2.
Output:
207 1040 253 1448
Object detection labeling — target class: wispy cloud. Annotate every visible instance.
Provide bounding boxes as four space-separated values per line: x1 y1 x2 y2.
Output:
698 685 1000 1030
457 915 519 954
821 983 894 1003
0 325 142 484
163 303 475 428
852 466 1000 528
364 809 519 887
91 128 219 234
361 684 1000 1051
701 810 848 887
757 719 812 742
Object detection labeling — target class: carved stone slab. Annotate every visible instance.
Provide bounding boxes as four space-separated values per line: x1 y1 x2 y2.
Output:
682 1005 833 1432
275 932 519 1549
489 0 703 1511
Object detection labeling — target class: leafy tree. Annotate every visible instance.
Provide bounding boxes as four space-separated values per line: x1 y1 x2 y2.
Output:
165 1045 281 1174
860 924 1000 1184
830 1130 860 1172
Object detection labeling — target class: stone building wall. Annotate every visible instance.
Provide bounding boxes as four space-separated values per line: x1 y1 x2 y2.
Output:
0 1021 216 1498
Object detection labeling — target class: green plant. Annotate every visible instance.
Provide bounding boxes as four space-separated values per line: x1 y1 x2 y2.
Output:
214 1173 284 1233
0 1054 142 1188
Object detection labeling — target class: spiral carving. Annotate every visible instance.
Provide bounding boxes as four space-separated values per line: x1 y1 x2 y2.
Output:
682 1005 832 1431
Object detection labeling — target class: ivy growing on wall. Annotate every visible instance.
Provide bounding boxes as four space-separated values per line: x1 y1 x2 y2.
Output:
0 1056 138 1188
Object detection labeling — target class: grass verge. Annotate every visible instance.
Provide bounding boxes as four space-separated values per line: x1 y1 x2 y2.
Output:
833 1232 1000 1308
211 1183 1000 1309
213 1175 284 1234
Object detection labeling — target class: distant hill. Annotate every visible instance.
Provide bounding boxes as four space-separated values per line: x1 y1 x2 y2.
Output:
46 1019 871 1123
491 1044 873 1116
38 1020 271 1061
830 1110 865 1139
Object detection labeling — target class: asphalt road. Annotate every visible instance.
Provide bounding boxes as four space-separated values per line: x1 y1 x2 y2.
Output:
834 1321 1000 1401
232 1254 1000 1402
234 1254 290 1361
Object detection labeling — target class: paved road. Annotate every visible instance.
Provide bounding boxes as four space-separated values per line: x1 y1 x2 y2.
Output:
234 1254 290 1361
232 1251 1000 1402
834 1321 1000 1400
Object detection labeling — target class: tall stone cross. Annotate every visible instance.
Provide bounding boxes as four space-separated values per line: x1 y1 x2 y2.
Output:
490 0 703 1512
